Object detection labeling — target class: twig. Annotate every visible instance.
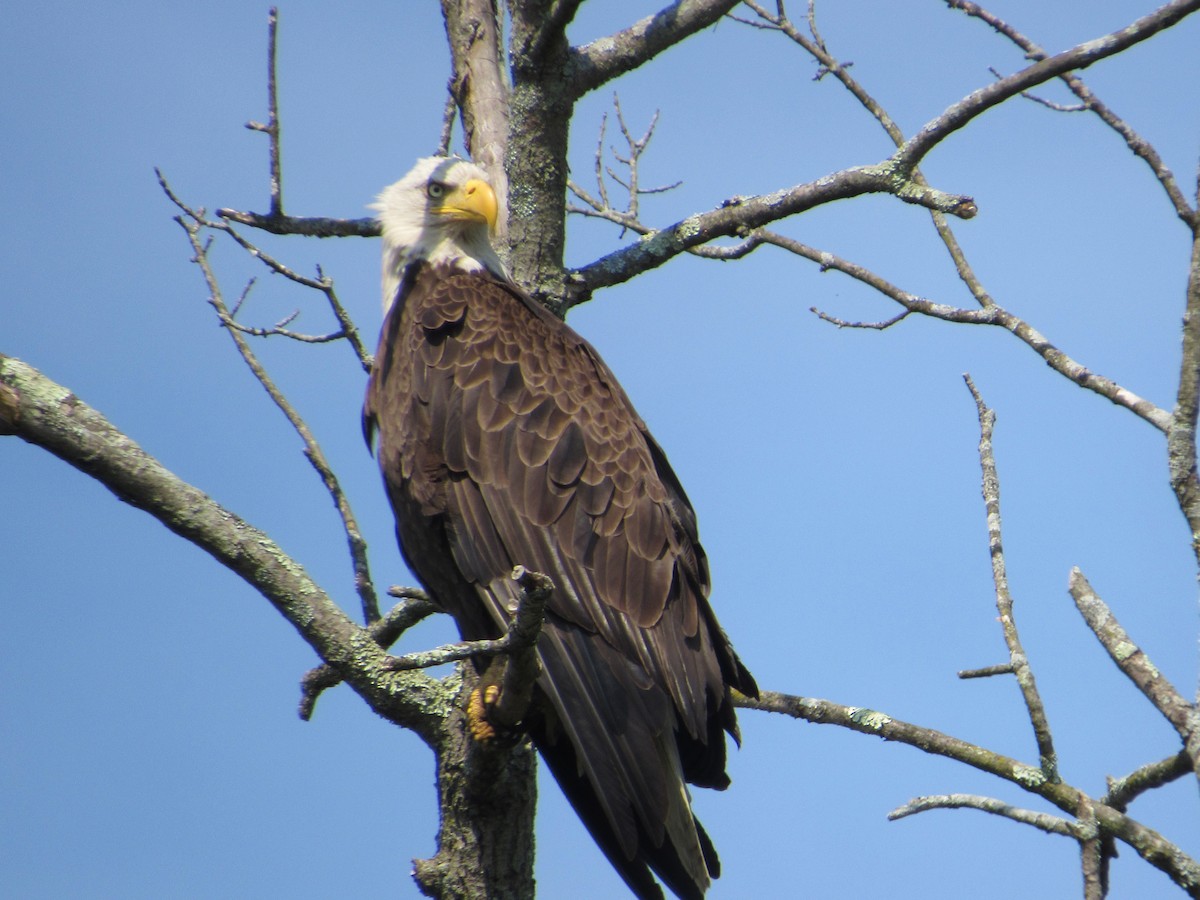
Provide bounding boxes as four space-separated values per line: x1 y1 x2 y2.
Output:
987 66 1087 113
159 171 373 371
958 663 1015 679
810 307 911 330
242 7 283 218
567 95 682 240
965 375 1058 781
888 793 1074 836
382 567 552 674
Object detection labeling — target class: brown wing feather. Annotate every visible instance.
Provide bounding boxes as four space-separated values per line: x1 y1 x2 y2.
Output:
365 260 757 900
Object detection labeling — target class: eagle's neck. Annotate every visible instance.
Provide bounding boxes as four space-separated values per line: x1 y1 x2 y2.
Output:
381 228 505 315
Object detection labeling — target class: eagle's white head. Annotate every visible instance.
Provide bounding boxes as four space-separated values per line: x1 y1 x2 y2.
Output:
372 156 505 313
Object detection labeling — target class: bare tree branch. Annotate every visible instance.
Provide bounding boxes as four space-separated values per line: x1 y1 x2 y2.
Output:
569 166 975 298
219 7 382 242
518 0 585 64
1069 568 1200 782
958 663 1015 679
242 7 283 218
383 568 551 673
567 94 682 240
736 0 996 308
947 0 1197 227
214 209 379 237
1105 751 1194 811
966 375 1058 781
568 0 741 98
738 689 1200 894
894 0 1200 174
159 171 373 371
1077 796 1107 900
1169 205 1200 562
438 90 458 157
573 0 1200 297
753 230 1172 432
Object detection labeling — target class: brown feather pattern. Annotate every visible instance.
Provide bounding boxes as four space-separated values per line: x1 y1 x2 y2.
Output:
365 260 757 900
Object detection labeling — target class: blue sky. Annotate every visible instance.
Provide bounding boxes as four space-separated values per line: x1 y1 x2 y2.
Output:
3 2 1198 898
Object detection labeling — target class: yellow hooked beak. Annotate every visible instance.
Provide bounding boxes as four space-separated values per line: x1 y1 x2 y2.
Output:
435 178 498 233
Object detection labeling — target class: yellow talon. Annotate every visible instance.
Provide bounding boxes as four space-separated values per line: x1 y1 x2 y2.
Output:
467 685 501 742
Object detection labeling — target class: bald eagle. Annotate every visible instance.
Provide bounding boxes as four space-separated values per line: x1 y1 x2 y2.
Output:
364 156 757 900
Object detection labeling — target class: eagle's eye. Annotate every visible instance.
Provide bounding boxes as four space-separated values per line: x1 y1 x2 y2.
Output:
427 182 447 200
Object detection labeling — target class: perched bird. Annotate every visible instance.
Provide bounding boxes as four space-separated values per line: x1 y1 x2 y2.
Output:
364 156 757 900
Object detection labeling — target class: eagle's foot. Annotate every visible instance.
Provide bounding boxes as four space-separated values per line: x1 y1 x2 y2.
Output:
467 683 502 742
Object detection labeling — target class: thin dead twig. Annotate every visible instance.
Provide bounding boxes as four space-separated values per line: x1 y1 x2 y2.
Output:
965 374 1058 781
159 171 373 371
889 793 1075 836
163 178 381 626
568 94 682 240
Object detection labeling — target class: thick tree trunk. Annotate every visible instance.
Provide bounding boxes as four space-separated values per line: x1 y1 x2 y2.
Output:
413 671 538 899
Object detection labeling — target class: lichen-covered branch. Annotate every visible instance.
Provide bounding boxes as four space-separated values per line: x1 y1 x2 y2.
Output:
299 590 438 721
1069 568 1200 783
0 353 446 743
1105 751 1194 811
569 164 974 299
